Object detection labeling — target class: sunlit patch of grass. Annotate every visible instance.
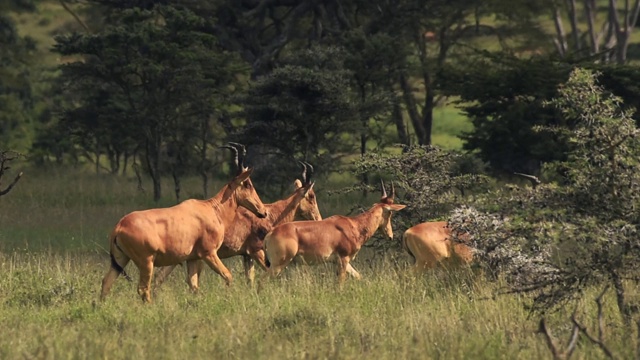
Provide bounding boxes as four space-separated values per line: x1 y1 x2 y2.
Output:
432 105 473 151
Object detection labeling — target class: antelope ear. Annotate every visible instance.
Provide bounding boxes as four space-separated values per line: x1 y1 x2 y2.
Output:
386 204 406 212
293 179 303 189
233 167 253 185
304 182 315 196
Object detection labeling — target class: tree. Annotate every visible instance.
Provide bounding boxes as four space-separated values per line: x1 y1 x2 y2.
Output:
240 45 360 182
551 0 640 63
451 68 640 326
50 4 241 201
441 54 573 175
0 1 37 151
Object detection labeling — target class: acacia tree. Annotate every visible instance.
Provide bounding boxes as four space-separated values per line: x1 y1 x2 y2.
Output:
449 68 640 326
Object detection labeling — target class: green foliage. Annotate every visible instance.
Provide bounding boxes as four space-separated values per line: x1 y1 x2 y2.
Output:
0 5 37 151
241 45 360 175
45 4 242 199
441 51 640 175
350 145 489 253
440 54 573 175
450 69 640 320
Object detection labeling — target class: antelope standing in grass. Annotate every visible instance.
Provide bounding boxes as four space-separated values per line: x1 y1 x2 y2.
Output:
100 143 268 302
262 181 405 284
402 221 473 273
154 161 322 288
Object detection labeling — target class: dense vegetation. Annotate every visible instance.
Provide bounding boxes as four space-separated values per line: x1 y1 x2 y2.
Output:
3 1 640 359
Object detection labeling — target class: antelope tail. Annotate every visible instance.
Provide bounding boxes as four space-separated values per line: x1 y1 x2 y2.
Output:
111 236 132 282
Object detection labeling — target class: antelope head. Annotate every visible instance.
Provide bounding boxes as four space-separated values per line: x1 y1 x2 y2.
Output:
221 143 268 219
378 179 406 239
293 161 322 221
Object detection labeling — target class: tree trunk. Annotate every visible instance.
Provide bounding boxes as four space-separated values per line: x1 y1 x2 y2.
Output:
392 97 409 147
199 116 210 199
145 137 162 202
553 5 568 57
422 86 434 146
359 84 369 197
399 72 427 145
172 168 181 203
584 0 599 54
95 139 101 175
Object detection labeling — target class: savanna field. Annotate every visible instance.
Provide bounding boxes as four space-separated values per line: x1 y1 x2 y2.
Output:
5 0 640 357
0 169 636 360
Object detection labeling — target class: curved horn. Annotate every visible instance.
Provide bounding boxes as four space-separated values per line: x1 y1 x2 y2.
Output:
390 181 395 199
219 144 240 171
298 161 308 184
380 179 388 198
303 161 314 183
228 142 247 169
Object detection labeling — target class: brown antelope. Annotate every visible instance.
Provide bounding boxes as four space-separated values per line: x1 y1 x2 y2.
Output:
262 180 406 284
153 161 323 288
402 221 473 272
100 143 268 302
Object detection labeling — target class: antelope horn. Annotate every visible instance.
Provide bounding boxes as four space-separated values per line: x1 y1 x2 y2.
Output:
298 161 308 184
380 179 388 198
303 161 314 183
219 144 240 174
228 142 247 169
390 181 395 199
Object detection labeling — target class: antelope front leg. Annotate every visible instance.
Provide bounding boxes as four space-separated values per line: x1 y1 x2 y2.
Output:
202 254 233 286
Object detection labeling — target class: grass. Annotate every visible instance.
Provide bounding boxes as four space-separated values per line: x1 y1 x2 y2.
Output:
0 251 634 359
0 169 638 359
432 106 473 151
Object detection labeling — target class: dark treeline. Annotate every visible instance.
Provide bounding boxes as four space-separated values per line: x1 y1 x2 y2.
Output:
3 0 640 202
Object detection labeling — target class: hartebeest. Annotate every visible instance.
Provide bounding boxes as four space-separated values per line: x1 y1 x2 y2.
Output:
154 161 323 288
100 143 268 302
402 221 473 272
262 180 406 283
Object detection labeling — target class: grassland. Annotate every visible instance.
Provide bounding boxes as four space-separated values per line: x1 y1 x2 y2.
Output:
0 169 638 359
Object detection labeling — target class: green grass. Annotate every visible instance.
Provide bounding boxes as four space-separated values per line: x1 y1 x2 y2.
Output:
0 251 635 359
432 106 473 151
0 169 638 359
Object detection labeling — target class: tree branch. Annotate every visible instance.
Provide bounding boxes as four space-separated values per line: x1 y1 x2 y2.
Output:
59 0 90 33
514 172 541 188
570 286 615 359
0 172 23 196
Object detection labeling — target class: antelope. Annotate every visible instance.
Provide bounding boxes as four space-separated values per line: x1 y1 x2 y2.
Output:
402 221 473 273
100 143 268 302
262 180 406 284
153 161 322 288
